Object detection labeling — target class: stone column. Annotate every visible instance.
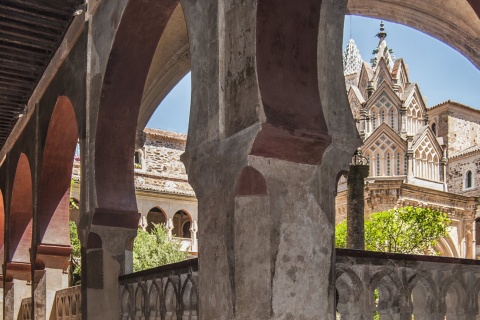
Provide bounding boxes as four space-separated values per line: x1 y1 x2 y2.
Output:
32 268 46 320
34 245 71 319
4 278 13 320
82 225 137 320
346 164 369 250
5 263 30 320
180 0 362 319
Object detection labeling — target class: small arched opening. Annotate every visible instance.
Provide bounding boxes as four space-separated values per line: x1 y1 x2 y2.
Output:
172 210 192 238
146 207 167 233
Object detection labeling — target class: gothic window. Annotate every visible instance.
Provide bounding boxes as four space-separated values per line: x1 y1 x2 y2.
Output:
465 170 473 189
381 110 385 124
386 153 391 175
390 110 394 128
396 153 400 175
372 111 377 131
413 137 440 181
404 154 408 175
431 123 437 136
376 153 380 176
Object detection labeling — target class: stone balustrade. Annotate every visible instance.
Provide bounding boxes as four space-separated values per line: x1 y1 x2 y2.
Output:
43 250 478 320
52 285 81 320
336 249 480 319
18 297 32 320
118 259 198 320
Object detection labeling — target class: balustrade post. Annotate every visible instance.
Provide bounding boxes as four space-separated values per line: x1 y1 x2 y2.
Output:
190 220 198 253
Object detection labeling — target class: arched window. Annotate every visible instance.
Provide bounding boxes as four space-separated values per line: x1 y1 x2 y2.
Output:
390 110 394 128
431 123 437 136
396 153 400 175
381 110 385 124
386 153 391 175
465 170 473 189
376 153 380 176
404 154 408 175
372 111 377 131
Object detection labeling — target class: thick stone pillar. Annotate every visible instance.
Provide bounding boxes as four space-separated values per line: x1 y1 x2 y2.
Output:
34 245 71 319
5 263 30 320
4 279 13 320
181 0 362 318
346 164 369 250
32 268 46 320
82 226 136 320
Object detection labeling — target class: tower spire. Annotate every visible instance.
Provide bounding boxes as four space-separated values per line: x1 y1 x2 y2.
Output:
376 21 387 44
370 21 394 69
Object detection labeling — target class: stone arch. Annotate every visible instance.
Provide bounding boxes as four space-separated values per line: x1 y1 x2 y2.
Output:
408 271 438 317
9 153 33 263
172 210 192 238
346 1 480 70
146 207 167 233
94 0 181 226
442 277 467 316
38 96 79 246
335 267 364 316
435 236 459 257
370 268 404 316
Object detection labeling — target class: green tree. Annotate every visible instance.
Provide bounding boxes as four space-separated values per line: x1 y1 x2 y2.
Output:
335 206 450 255
133 224 187 272
69 220 82 285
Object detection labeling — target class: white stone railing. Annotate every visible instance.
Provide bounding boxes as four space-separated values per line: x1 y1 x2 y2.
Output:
119 259 198 320
335 249 480 319
52 285 81 320
18 297 32 320
172 237 196 253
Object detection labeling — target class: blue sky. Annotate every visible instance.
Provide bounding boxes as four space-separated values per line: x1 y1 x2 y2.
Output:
147 16 480 133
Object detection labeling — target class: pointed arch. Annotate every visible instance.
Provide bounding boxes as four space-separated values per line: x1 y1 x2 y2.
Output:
38 96 79 246
9 153 33 263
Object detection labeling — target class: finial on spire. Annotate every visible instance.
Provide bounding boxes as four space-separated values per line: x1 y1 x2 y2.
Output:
376 21 387 44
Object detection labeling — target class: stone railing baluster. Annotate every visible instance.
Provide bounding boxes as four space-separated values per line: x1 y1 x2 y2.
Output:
118 259 198 320
336 249 480 320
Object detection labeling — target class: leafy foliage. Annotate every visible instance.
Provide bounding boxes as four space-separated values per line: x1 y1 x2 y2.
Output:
69 220 81 285
133 224 187 272
335 206 450 255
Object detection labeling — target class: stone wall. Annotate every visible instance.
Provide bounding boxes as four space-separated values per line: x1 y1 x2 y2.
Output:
447 112 480 155
135 129 195 197
448 151 480 196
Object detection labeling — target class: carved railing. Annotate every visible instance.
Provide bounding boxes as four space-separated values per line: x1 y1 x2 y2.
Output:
119 258 198 320
52 285 81 320
18 297 32 320
336 249 480 319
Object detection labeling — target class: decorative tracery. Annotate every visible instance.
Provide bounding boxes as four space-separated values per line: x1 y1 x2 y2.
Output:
364 133 405 177
413 136 441 181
